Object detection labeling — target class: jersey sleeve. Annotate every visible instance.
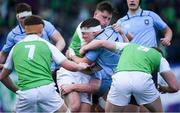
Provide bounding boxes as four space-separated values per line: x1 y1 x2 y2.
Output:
4 47 14 70
150 11 167 30
85 49 102 62
43 20 56 38
159 57 171 73
1 32 15 53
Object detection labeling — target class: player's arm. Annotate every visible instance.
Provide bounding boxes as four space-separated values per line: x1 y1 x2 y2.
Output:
0 49 18 93
80 40 115 55
69 55 92 65
80 40 129 55
0 52 7 64
0 69 18 93
126 32 133 41
158 57 179 93
160 26 172 46
151 11 172 46
60 59 89 72
112 23 129 42
0 32 15 65
44 20 66 51
61 79 101 95
0 52 8 70
46 41 89 72
51 30 66 51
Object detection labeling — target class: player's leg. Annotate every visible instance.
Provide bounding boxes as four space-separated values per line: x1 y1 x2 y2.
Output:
94 78 112 112
89 79 101 112
78 73 92 112
106 72 131 112
63 91 81 112
139 71 159 112
143 97 163 112
56 67 81 112
55 103 70 113
105 101 124 112
15 89 37 112
80 102 91 112
133 72 162 112
37 83 69 112
123 96 140 112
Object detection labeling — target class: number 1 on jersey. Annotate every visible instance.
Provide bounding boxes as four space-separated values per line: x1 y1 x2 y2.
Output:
25 45 36 60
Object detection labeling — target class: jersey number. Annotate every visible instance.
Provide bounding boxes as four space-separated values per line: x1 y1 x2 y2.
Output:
25 45 36 60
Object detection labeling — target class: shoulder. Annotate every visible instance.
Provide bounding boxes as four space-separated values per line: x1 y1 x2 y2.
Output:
117 15 129 24
95 28 114 40
142 10 159 17
9 25 22 35
43 20 54 27
104 26 114 33
42 20 56 32
103 26 116 37
43 20 52 24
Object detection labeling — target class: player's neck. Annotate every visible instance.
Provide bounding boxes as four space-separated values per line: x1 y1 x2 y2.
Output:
128 7 141 16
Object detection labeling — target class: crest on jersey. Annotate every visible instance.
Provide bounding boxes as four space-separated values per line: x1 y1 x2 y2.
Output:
144 19 149 25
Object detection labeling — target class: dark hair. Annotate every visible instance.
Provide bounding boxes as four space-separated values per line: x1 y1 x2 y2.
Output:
24 15 44 26
16 3 32 13
152 47 164 57
80 18 100 28
96 1 114 14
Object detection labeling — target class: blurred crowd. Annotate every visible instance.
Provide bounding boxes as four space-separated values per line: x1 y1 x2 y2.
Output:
0 0 180 63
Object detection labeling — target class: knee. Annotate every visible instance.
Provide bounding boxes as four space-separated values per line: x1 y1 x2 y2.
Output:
170 84 179 93
70 103 80 112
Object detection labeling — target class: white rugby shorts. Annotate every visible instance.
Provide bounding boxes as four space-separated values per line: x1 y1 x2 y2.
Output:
107 71 160 106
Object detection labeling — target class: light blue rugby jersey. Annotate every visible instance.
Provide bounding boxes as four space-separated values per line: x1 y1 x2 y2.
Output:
85 26 123 80
2 20 55 53
117 8 167 47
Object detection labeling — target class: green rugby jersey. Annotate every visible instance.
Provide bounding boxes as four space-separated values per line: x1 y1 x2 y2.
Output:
116 44 162 74
12 35 60 90
69 23 86 57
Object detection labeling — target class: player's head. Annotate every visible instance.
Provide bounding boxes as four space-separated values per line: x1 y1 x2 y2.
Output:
16 3 32 28
93 1 114 28
80 18 102 43
127 0 141 11
24 15 44 36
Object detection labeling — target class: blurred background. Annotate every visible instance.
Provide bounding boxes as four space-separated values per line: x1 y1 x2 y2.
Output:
0 0 180 112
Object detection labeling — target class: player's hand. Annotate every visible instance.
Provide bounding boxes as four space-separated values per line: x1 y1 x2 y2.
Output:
66 48 75 60
78 62 89 70
60 84 74 95
80 46 87 56
65 49 70 57
112 23 123 34
158 84 168 94
160 37 171 46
